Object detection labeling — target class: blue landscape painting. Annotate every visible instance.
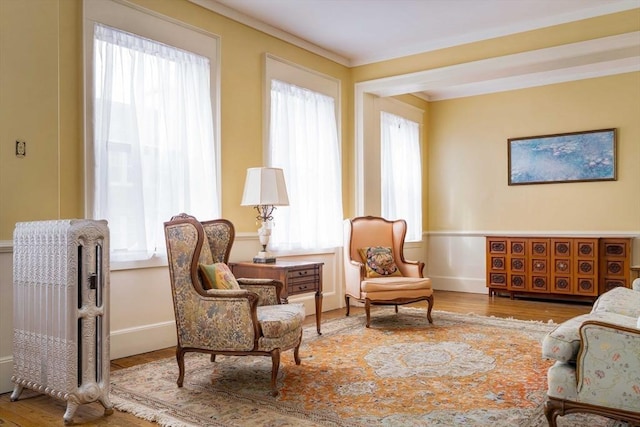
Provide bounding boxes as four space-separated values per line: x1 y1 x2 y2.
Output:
509 130 615 185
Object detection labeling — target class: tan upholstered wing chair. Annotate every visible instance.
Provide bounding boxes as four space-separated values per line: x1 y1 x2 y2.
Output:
343 216 434 327
163 213 305 395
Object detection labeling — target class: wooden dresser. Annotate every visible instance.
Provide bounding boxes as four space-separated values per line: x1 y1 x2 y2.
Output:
486 236 632 300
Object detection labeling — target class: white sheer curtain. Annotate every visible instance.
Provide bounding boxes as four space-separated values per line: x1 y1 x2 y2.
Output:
269 79 343 250
380 111 422 242
93 23 219 261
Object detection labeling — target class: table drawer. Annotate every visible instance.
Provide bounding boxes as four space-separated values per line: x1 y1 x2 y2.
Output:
287 268 318 282
289 280 317 294
288 268 319 294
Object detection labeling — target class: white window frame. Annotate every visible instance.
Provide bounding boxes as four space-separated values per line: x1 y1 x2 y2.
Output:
264 54 342 253
376 97 424 243
83 0 221 269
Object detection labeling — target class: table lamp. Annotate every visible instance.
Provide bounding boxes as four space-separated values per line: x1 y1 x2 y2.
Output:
241 167 289 263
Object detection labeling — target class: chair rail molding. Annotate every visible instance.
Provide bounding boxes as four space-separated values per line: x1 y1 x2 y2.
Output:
0 240 12 253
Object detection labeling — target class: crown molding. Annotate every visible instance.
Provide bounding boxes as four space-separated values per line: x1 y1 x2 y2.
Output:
188 0 350 66
350 0 640 66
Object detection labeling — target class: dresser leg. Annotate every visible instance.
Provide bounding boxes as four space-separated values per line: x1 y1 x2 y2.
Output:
315 291 322 334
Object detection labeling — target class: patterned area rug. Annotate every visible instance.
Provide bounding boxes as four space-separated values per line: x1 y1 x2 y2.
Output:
110 309 619 427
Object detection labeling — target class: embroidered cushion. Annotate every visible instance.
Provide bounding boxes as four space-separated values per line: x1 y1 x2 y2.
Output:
358 246 402 278
198 263 240 290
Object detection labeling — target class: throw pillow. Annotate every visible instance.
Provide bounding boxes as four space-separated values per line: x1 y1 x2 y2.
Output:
358 246 402 278
198 263 240 290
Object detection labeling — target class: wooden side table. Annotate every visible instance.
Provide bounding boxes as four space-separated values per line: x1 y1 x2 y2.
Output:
631 265 640 281
229 261 323 334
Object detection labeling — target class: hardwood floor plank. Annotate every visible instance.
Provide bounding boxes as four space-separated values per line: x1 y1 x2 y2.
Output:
0 290 592 426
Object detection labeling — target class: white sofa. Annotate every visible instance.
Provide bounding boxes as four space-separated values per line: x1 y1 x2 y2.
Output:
541 279 640 426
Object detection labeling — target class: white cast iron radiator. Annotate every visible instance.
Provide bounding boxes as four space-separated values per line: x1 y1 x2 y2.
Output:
11 219 113 424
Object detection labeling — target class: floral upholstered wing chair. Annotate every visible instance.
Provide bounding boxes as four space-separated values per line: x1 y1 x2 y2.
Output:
163 213 305 396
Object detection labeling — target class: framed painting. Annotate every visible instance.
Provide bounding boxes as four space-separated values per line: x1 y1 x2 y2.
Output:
508 128 616 185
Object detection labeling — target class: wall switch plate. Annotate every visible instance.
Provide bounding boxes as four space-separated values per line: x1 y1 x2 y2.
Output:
16 140 26 158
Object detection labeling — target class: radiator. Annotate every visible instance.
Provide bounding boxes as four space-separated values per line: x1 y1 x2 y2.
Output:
10 219 113 424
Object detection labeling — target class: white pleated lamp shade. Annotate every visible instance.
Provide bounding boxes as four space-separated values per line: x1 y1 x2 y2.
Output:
241 167 289 206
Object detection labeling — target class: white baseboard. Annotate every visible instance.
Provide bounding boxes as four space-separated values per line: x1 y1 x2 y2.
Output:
110 321 177 360
0 356 13 394
431 276 488 294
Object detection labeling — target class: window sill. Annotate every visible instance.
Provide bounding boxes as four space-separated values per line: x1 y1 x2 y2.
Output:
269 247 339 257
111 254 168 271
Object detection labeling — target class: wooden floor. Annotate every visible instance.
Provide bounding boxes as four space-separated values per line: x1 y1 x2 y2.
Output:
0 290 592 426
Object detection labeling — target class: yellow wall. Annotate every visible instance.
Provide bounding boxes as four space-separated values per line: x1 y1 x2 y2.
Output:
351 7 640 234
1 0 68 238
0 0 352 239
428 73 640 232
0 1 638 240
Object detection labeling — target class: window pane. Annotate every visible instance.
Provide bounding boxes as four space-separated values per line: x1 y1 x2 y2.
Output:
381 111 422 241
269 80 343 250
93 24 219 261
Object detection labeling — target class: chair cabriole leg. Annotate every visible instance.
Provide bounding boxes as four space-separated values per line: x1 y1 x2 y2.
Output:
176 347 186 387
270 348 281 396
294 331 302 365
426 295 434 323
365 299 371 328
544 398 560 427
345 295 350 316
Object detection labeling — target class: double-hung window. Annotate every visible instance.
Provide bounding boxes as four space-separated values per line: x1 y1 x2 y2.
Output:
266 57 343 250
380 111 422 242
85 0 220 263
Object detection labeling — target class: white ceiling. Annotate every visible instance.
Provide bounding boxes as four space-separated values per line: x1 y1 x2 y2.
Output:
191 0 640 99
195 0 639 66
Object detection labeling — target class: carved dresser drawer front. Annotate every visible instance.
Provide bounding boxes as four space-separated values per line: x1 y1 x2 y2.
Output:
486 236 632 301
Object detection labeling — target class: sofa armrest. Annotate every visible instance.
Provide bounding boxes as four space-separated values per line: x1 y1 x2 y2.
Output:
591 285 640 318
633 277 640 291
576 320 640 412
